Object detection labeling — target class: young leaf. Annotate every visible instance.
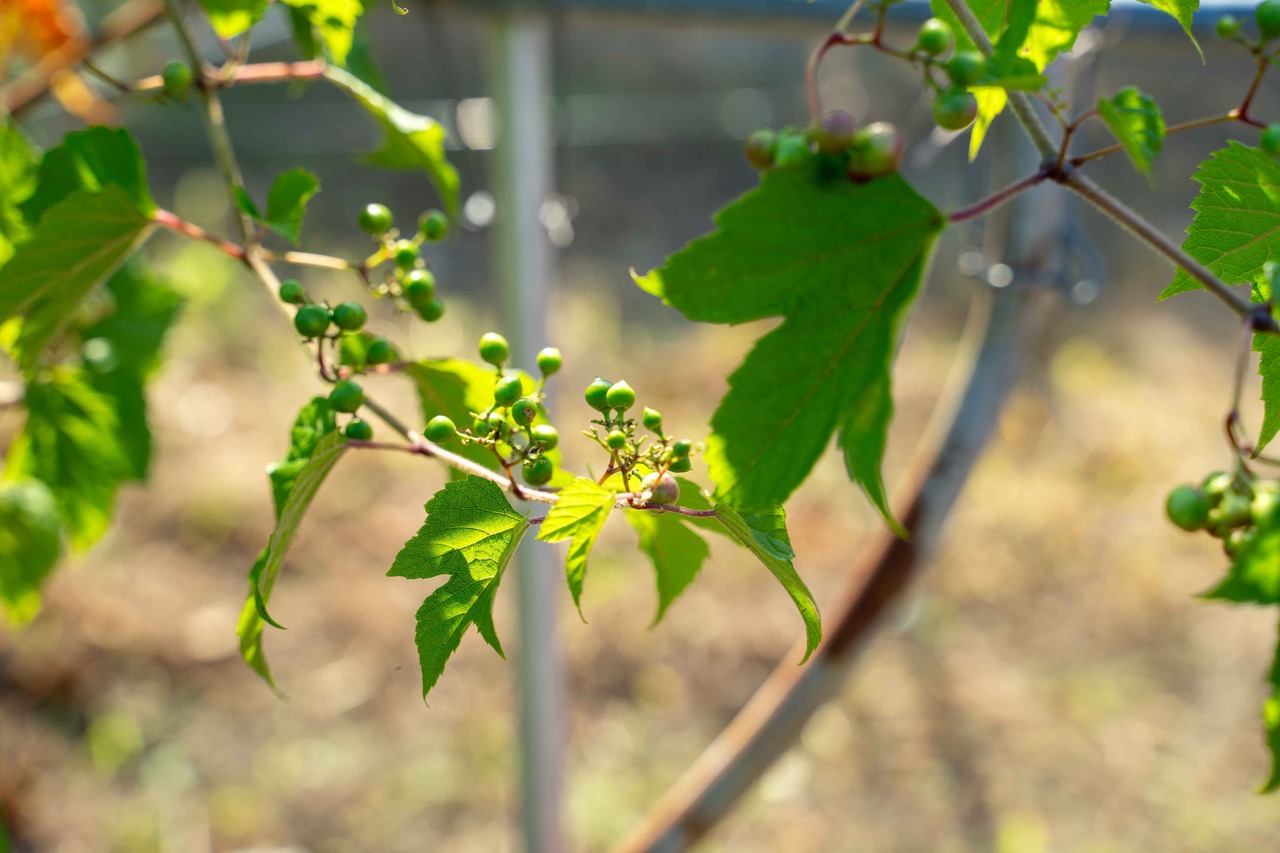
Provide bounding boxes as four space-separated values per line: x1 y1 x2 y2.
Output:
0 122 38 264
0 188 155 367
713 501 822 662
635 168 942 515
627 510 711 625
1200 526 1280 605
237 548 277 688
3 367 133 550
195 0 269 38
323 66 459 213
0 478 63 627
280 0 363 66
20 126 154 224
536 478 615 616
264 169 320 245
252 430 347 627
1139 0 1201 58
388 477 530 698
1097 87 1164 176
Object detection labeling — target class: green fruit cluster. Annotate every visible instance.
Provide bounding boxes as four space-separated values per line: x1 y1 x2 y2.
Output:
745 119 904 183
583 377 695 480
1166 470 1280 559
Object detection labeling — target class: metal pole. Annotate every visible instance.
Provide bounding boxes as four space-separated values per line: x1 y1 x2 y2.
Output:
490 14 565 853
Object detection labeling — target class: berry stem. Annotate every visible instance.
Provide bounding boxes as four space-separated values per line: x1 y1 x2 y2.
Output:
133 59 328 94
947 168 1049 224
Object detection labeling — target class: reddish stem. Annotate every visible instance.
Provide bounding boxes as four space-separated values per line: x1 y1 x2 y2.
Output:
152 208 246 260
948 169 1050 224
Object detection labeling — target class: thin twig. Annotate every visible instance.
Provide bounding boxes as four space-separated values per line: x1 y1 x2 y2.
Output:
948 169 1049 223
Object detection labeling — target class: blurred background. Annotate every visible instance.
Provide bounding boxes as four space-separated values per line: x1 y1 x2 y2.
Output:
5 0 1280 850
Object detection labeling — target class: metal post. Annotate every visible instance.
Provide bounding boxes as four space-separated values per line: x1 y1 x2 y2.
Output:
490 14 564 853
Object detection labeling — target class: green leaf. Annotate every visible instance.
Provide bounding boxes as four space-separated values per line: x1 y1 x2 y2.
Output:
237 548 277 687
0 479 62 627
1263 618 1280 793
627 509 711 625
1258 335 1280 451
1200 526 1280 605
713 501 822 663
536 478 615 617
4 368 132 550
1097 87 1164 176
405 359 508 471
21 126 154 224
263 169 319 244
0 121 38 265
1138 0 1201 58
323 66 459 214
635 167 942 513
388 477 530 698
0 188 155 368
196 0 269 38
252 430 347 628
838 372 904 534
280 0 364 65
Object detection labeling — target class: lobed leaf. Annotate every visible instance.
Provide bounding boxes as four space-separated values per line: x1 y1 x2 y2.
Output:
0 122 38 265
281 0 364 65
1097 87 1164 176
536 478 615 617
20 126 154 224
0 479 63 627
389 477 530 698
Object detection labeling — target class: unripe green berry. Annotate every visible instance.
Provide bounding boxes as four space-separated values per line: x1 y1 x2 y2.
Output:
479 332 510 366
1218 491 1253 529
419 210 449 242
294 304 331 339
607 430 627 451
1259 0 1280 40
745 128 778 170
672 439 693 458
916 18 954 57
487 411 509 436
394 240 419 270
1263 123 1280 157
161 61 193 98
359 203 393 234
815 110 856 154
494 375 524 407
1202 471 1233 505
331 301 368 331
329 380 364 414
946 51 986 87
1253 488 1280 526
531 424 559 450
932 88 979 132
344 418 373 441
1165 484 1210 531
1225 526 1258 559
425 415 456 443
367 338 397 365
1216 14 1242 38
536 347 563 376
642 471 679 505
278 279 306 305
523 455 555 486
774 132 812 169
511 397 539 427
668 456 692 473
585 377 613 412
642 407 663 432
417 298 446 323
847 122 903 182
605 380 636 411
402 269 437 309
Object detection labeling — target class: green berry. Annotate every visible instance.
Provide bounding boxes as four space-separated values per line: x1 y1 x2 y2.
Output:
932 88 979 131
531 424 559 450
536 347 563 376
774 132 812 169
1225 526 1258 559
402 269 437 309
479 332 510 366
946 51 986 87
1216 14 1242 38
487 411 509 436
417 298 446 323
425 415 456 443
161 61 193 98
1218 491 1253 529
329 380 364 414
607 430 627 451
1165 484 1210 532
671 439 693 458
344 418 373 441
642 407 663 432
278 279 306 305
1253 488 1280 526
668 456 692 473
511 397 539 427
494 375 524 407
815 110 856 154
294 304 331 339
847 122 903 182
1259 0 1280 40
605 380 636 411
419 210 449 242
359 203 393 234
367 338 397 365
1263 124 1280 156
585 377 613 412
331 301 368 331
1202 471 1233 505
394 240 419 270
916 18 954 57
642 472 679 505
745 129 778 170
523 455 555 486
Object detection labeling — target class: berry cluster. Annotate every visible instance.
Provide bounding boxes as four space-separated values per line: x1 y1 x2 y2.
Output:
1166 470 1280 559
582 376 693 501
1221 2 1280 155
744 18 986 181
423 333 565 487
357 202 450 323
